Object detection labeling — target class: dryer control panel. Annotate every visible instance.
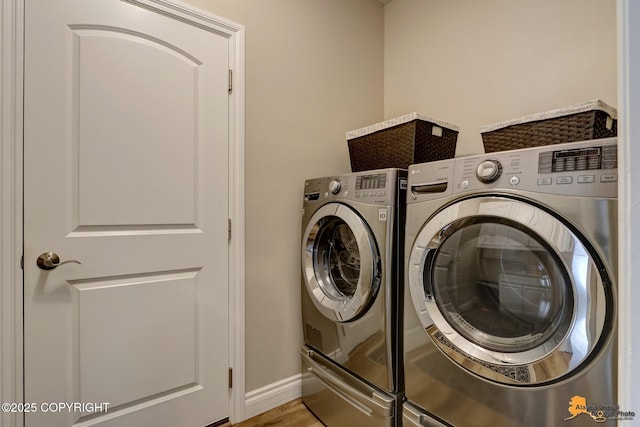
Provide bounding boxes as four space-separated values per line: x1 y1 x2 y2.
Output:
408 137 618 201
304 168 407 207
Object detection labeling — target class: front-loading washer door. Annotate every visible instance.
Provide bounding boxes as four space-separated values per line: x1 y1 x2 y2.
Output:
408 195 613 385
303 203 381 322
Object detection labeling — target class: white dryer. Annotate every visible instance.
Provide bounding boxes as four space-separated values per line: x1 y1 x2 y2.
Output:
301 168 406 427
403 139 618 426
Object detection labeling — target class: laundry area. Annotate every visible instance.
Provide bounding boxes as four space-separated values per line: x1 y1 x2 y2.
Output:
1 1 639 427
297 1 629 426
303 106 620 427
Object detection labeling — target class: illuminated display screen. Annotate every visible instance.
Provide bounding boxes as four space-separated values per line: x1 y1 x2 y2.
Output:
554 148 601 158
538 145 617 173
356 174 386 190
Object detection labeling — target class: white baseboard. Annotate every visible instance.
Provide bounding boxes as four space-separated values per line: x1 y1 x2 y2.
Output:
243 373 302 420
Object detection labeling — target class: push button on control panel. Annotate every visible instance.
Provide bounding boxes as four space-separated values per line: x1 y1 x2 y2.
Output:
557 176 573 185
537 177 552 186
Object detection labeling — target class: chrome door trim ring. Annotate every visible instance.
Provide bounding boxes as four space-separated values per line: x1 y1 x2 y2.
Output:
408 195 609 385
302 202 380 322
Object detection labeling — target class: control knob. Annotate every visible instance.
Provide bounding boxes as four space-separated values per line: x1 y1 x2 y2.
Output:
329 180 342 194
476 160 503 183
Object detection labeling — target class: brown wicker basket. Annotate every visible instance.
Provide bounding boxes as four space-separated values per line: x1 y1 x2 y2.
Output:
481 100 617 153
346 113 459 172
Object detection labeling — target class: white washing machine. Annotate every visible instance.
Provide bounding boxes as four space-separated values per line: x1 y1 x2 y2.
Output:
301 168 406 427
403 139 618 426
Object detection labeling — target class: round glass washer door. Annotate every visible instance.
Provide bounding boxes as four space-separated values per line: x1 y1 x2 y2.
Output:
302 203 381 322
408 196 611 385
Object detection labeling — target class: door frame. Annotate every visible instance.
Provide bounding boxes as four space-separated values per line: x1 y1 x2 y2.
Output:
0 0 246 425
617 0 640 414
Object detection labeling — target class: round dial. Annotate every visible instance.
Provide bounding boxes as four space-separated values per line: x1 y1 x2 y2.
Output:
476 160 503 183
329 180 342 194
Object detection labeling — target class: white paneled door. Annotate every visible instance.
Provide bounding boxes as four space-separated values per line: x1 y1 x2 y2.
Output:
23 0 230 426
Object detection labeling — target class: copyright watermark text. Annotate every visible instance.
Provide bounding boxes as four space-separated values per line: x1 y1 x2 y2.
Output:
1 402 110 413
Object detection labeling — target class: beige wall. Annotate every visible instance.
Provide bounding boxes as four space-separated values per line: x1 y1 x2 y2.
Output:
179 0 385 392
384 0 617 156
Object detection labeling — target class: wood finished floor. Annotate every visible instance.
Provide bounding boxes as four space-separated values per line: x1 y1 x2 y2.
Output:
218 399 323 427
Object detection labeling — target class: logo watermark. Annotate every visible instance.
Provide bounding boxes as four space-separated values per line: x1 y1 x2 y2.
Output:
564 395 635 423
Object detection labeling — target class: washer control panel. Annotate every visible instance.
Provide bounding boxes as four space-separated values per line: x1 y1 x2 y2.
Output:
408 138 617 201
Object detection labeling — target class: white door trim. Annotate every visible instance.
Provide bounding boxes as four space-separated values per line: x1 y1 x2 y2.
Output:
1 0 24 426
617 0 640 414
0 0 246 425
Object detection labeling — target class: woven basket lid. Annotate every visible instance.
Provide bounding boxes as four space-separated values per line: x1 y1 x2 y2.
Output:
480 99 617 133
346 112 460 140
